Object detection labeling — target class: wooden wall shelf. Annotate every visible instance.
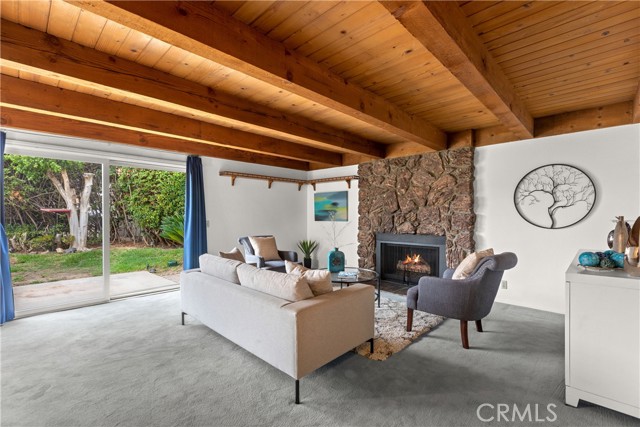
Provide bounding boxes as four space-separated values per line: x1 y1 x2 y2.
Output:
219 171 358 191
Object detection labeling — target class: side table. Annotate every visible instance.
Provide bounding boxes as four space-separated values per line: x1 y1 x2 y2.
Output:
324 267 381 308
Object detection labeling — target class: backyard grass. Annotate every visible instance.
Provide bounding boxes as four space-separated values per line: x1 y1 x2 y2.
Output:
9 247 183 286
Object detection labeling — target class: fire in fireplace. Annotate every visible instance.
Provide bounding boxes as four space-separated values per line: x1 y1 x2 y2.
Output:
396 254 432 285
376 233 446 285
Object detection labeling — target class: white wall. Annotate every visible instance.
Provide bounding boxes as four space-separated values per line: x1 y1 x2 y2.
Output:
475 124 640 313
201 157 307 258
305 165 359 268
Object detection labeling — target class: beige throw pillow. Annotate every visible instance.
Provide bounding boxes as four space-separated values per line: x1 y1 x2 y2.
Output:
199 254 242 284
237 263 314 302
452 248 494 280
248 236 282 261
218 247 245 263
285 260 333 296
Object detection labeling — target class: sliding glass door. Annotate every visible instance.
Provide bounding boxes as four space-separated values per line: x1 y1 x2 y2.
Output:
108 164 184 298
5 154 108 315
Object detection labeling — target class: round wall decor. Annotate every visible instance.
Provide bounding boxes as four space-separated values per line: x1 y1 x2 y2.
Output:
514 164 596 229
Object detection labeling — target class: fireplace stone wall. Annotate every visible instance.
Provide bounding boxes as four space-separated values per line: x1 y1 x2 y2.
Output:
358 147 475 269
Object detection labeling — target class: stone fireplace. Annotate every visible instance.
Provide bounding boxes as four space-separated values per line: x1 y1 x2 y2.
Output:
358 147 475 273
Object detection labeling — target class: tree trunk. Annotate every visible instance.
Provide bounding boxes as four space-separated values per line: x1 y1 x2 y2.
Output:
77 173 94 249
46 170 94 250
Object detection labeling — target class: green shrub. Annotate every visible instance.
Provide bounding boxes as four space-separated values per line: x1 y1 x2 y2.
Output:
160 214 184 246
29 235 56 252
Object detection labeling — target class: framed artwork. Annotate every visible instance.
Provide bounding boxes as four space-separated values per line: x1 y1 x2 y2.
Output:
514 164 596 229
314 191 348 221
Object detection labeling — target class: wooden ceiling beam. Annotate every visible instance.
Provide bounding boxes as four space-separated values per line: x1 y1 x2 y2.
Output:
0 19 383 159
475 101 634 146
69 1 447 151
633 82 640 123
0 75 342 166
0 107 309 170
381 1 534 141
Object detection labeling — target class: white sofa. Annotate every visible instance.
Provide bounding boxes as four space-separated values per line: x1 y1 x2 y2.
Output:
180 254 375 403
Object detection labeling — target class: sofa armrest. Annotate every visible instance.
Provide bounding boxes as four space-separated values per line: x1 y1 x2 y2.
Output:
244 254 266 268
279 250 298 262
282 284 374 379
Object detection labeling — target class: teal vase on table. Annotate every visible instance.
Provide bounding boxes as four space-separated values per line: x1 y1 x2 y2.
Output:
328 247 345 272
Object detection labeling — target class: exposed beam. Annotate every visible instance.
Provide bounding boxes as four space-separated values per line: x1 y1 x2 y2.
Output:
385 142 432 159
69 1 447 150
633 82 640 123
475 101 634 146
0 75 342 166
535 101 634 138
447 130 475 149
0 19 383 159
0 107 309 170
381 1 534 140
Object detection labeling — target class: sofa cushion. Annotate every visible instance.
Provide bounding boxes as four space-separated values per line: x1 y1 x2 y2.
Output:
237 263 314 302
249 236 282 261
218 247 245 263
199 254 242 284
285 260 333 296
452 248 494 280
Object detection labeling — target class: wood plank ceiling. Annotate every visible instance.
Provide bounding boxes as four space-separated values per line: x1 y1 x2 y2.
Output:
0 1 638 170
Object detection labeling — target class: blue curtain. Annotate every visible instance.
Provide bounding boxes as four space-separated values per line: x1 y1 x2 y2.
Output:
184 155 207 270
1 131 16 323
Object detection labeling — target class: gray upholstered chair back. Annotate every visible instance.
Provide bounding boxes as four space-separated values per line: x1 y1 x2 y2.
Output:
410 252 518 321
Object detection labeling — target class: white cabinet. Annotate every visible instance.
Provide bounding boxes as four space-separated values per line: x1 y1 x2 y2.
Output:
565 250 640 419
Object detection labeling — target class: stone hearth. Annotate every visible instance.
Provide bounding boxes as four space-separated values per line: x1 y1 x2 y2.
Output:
358 148 475 269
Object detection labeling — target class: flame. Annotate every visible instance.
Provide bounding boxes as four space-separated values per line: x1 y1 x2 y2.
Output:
402 254 422 265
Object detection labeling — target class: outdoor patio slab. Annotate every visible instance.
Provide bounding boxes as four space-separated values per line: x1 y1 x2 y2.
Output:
14 271 178 314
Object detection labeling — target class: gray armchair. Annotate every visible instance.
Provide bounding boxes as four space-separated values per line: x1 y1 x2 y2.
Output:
238 235 298 272
406 252 517 349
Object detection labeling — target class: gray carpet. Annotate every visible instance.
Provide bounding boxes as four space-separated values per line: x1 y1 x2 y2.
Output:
1 290 637 427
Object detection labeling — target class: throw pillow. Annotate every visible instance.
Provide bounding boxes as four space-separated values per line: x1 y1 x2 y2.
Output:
452 248 494 280
248 236 282 261
219 247 245 263
199 254 242 284
285 259 305 274
285 260 333 296
237 263 314 302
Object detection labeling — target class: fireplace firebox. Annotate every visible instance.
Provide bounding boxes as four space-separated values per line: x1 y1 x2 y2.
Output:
375 233 446 285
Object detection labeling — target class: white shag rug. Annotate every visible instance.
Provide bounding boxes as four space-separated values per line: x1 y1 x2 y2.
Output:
356 297 445 361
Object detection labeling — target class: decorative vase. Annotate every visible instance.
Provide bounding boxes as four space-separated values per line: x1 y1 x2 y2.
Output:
612 216 629 253
328 247 345 272
303 257 312 268
629 216 640 247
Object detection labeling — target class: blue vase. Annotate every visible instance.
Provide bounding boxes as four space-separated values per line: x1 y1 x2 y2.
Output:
328 247 345 272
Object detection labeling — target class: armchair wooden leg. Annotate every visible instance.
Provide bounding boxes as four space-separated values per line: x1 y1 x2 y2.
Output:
460 320 470 349
475 319 483 332
407 308 414 332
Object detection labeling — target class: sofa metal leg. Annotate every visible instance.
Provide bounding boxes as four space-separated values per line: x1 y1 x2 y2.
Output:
181 312 185 325
475 319 483 332
407 308 414 332
295 380 300 404
460 320 470 349
368 337 374 353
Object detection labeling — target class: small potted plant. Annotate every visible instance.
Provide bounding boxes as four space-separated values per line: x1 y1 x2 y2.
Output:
297 239 319 268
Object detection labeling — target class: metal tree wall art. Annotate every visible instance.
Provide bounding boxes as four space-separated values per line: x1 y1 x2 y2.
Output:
514 164 596 229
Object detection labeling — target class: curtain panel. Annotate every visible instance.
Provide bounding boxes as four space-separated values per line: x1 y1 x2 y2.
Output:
1 131 16 323
184 155 207 270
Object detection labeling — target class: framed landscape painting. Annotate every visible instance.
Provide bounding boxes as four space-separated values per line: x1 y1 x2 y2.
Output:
314 191 348 221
